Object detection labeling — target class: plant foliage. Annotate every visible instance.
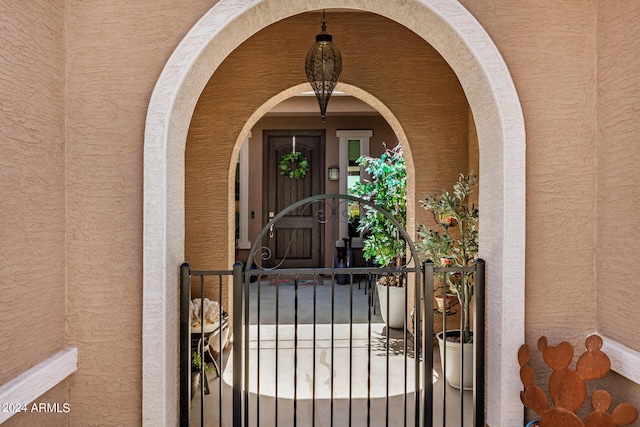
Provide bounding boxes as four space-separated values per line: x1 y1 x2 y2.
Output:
417 174 478 343
192 350 212 373
351 144 407 271
280 151 309 179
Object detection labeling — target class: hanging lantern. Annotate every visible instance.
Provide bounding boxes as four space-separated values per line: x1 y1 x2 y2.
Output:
305 12 342 122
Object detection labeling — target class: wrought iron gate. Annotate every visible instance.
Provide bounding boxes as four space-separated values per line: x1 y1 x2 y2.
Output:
180 194 485 426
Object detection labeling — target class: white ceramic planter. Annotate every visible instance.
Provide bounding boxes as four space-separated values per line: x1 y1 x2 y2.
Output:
377 283 406 329
437 330 474 390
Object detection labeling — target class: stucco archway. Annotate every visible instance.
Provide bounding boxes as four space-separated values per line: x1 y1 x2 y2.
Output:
143 1 525 426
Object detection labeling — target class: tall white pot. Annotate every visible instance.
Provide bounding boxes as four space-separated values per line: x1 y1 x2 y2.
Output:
376 283 406 329
437 330 474 390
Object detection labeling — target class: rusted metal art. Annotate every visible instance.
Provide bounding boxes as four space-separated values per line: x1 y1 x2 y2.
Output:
519 334 639 427
518 345 549 415
583 390 640 427
577 335 611 380
540 408 584 427
537 336 574 370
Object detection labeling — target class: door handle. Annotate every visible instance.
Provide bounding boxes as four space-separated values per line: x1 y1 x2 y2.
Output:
269 211 275 238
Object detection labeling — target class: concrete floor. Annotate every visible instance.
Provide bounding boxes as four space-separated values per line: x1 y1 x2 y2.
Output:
191 278 472 426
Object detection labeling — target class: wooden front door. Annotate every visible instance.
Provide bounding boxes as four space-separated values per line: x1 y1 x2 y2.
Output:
263 130 325 268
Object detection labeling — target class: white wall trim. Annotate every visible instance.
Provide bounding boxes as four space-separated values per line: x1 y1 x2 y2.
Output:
336 129 372 240
238 132 252 250
143 1 526 425
0 347 77 424
598 334 640 386
336 129 372 196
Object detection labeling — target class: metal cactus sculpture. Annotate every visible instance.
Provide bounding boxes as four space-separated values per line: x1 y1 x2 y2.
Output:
519 335 638 427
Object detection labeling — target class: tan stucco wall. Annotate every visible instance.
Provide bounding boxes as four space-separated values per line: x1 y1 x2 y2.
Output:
185 12 469 274
596 0 640 352
594 0 640 412
62 1 215 425
2 0 640 425
0 1 67 423
466 0 599 348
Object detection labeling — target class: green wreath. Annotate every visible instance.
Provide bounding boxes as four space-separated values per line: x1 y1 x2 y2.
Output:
279 152 309 179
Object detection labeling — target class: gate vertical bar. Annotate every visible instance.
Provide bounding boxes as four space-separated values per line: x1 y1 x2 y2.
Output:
199 275 205 422
180 263 191 427
403 271 408 427
367 273 372 427
217 274 224 427
233 262 244 427
385 282 390 427
275 274 280 425
349 274 354 427
422 261 434 427
294 275 299 427
312 274 317 427
256 271 261 427
474 259 486 426
413 266 422 427
441 270 448 427
459 270 464 427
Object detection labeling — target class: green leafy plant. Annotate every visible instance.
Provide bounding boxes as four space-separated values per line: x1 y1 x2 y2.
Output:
417 174 478 343
351 144 407 279
192 350 212 373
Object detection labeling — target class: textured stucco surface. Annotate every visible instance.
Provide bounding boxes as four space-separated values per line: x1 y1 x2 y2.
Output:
0 1 68 422
596 1 640 350
185 12 469 274
63 1 215 425
466 0 599 347
595 0 640 413
2 0 640 426
4 382 69 427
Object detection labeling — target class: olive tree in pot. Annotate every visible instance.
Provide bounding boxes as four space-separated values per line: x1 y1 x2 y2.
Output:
418 174 478 389
351 144 407 329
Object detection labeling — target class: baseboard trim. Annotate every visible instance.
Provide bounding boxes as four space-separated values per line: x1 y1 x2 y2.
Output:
597 333 640 386
0 347 77 423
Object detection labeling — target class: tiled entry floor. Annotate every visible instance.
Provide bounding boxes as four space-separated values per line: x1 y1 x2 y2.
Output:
191 280 472 426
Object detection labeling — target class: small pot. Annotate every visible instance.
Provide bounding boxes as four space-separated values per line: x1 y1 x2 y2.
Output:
191 371 201 397
435 293 457 312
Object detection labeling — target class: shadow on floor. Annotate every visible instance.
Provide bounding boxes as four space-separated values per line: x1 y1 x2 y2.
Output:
190 280 473 426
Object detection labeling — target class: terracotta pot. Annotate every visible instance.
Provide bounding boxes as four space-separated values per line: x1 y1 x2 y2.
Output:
435 293 457 312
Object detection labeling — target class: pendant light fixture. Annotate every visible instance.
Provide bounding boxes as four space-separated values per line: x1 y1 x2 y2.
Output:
305 11 342 122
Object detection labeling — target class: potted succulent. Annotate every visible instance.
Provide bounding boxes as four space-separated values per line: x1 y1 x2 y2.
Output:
351 144 407 329
417 174 478 389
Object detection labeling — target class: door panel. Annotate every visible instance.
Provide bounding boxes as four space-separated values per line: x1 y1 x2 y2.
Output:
264 131 325 268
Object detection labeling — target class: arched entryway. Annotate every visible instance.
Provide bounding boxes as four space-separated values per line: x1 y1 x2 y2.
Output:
143 1 526 426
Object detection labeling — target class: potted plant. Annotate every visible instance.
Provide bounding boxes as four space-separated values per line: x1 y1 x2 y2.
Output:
192 350 211 396
417 173 478 389
351 144 407 329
